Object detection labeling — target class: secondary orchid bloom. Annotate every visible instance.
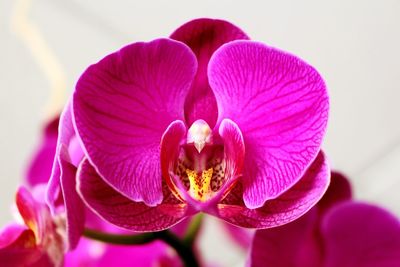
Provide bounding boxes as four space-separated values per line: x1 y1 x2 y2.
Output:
0 187 64 267
48 18 330 234
248 172 400 267
65 238 183 267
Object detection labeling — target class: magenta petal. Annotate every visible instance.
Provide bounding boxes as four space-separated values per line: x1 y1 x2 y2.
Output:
14 187 64 266
160 120 187 201
0 248 45 267
219 119 245 182
65 238 179 267
171 18 249 127
0 205 46 266
73 38 197 206
223 223 254 250
218 151 330 228
169 218 191 238
16 187 45 241
318 171 352 213
58 145 85 250
322 202 400 267
209 40 329 208
0 228 43 267
77 159 187 232
26 116 59 187
249 209 321 267
0 224 31 248
207 118 245 205
46 101 75 210
99 241 179 267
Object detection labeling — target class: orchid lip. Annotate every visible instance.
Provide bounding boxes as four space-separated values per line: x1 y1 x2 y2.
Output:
161 119 245 207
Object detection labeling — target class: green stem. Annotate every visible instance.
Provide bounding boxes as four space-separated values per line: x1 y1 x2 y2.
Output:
83 228 199 267
155 230 199 267
83 228 156 245
183 213 204 246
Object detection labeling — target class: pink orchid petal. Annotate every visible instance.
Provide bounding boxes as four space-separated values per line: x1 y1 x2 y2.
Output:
322 202 400 267
84 206 114 232
318 171 352 213
218 119 245 191
218 151 330 228
0 249 53 267
65 237 181 267
0 229 37 250
160 120 187 201
170 218 191 238
208 40 329 208
63 238 104 267
0 248 47 267
77 159 187 232
68 136 84 166
0 224 28 248
64 219 189 266
223 223 254 250
29 254 54 267
26 116 59 187
249 209 322 267
15 187 46 241
73 38 197 206
0 223 46 266
84 204 137 235
171 18 249 127
99 241 180 267
16 187 65 266
46 101 75 210
30 184 49 204
58 145 85 250
13 188 65 266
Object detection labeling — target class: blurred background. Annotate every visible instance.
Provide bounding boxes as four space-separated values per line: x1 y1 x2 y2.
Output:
1 0 399 266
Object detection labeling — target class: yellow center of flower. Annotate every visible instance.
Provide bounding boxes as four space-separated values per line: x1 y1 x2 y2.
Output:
186 168 213 201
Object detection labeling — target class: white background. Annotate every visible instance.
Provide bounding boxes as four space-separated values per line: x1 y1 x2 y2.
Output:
1 0 400 266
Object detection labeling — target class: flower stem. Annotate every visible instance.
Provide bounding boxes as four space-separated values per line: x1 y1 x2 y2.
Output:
155 230 199 267
83 228 156 245
83 228 199 267
184 213 204 246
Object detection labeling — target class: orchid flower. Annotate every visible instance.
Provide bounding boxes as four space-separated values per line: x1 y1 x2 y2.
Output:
47 18 330 236
0 187 64 267
248 172 400 267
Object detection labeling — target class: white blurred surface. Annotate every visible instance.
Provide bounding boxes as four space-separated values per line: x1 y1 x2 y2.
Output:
1 0 400 266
